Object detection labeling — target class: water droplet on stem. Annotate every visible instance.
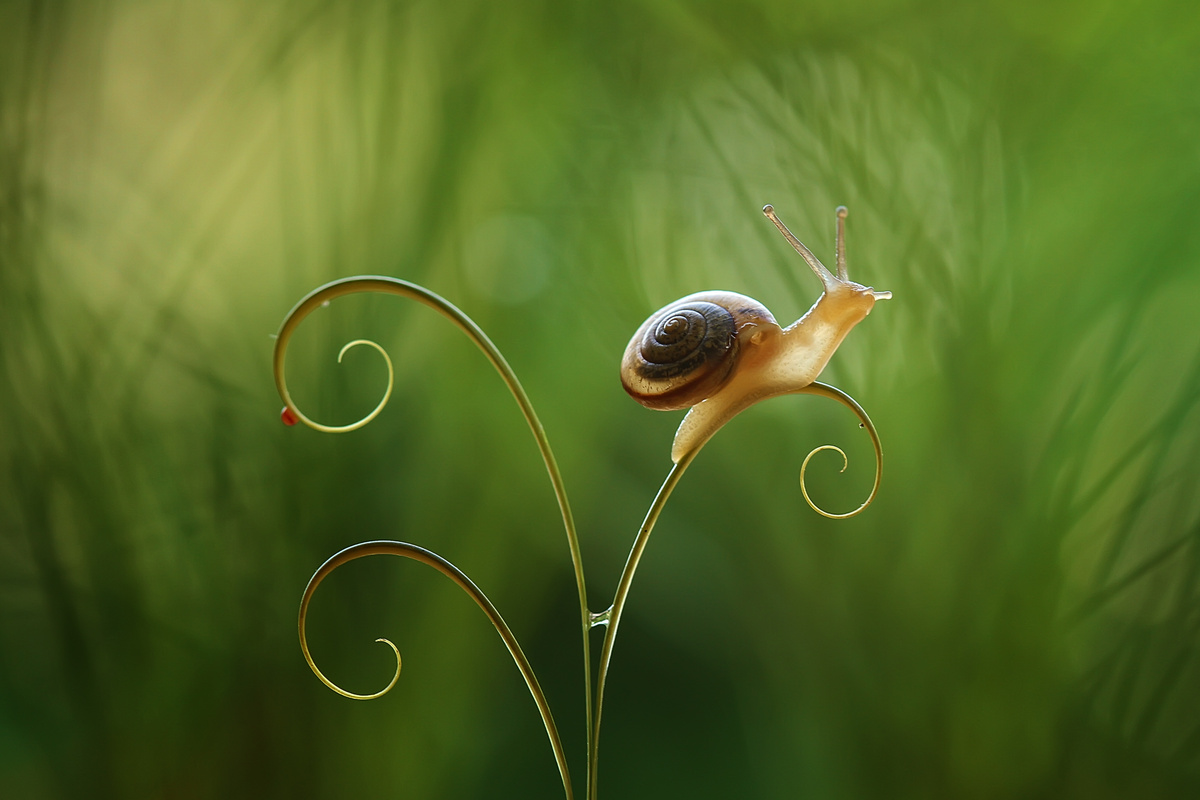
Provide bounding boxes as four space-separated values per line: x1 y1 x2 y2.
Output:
588 608 612 629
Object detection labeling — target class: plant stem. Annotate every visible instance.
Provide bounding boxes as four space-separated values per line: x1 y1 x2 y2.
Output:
275 277 592 798
587 451 698 800
298 541 574 799
582 382 880 798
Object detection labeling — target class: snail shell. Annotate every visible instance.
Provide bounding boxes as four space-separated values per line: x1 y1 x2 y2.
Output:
621 291 780 411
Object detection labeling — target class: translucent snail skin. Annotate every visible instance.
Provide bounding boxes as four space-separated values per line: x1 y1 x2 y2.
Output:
622 205 891 464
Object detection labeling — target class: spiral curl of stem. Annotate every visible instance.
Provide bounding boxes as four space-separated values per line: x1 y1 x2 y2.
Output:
299 541 573 799
794 382 882 519
273 276 588 798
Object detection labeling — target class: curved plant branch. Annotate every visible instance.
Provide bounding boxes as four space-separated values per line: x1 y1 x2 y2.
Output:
587 380 880 795
273 276 591 792
299 540 573 799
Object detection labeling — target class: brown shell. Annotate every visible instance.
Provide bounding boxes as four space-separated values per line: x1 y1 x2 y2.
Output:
620 291 776 411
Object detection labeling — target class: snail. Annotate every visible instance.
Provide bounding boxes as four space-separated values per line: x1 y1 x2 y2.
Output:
622 204 891 477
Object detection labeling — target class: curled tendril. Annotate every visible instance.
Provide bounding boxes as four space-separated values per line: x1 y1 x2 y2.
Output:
274 294 396 434
800 445 849 516
275 277 585 799
272 276 588 665
271 277 586 619
298 542 402 699
298 540 574 799
289 338 397 433
794 381 882 519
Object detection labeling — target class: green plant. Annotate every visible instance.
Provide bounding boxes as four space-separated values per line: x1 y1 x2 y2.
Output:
272 205 889 799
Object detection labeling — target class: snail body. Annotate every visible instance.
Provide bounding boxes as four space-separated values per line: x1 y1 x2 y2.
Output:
622 205 891 463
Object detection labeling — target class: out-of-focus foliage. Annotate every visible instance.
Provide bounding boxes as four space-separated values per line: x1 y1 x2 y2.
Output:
2 0 1200 797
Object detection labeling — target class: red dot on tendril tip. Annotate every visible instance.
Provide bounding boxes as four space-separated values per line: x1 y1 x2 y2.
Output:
280 407 299 426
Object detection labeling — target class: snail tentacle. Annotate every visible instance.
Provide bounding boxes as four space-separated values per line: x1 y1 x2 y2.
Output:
299 541 573 799
835 205 849 281
763 204 838 290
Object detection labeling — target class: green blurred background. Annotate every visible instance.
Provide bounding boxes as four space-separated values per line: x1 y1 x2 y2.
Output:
3 0 1200 797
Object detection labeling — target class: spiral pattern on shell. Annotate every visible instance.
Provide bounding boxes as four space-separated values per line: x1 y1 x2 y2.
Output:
621 300 741 411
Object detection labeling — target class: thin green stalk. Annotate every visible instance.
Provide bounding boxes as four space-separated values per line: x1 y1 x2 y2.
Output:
298 541 574 800
586 381 879 798
275 276 591 797
588 450 698 800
